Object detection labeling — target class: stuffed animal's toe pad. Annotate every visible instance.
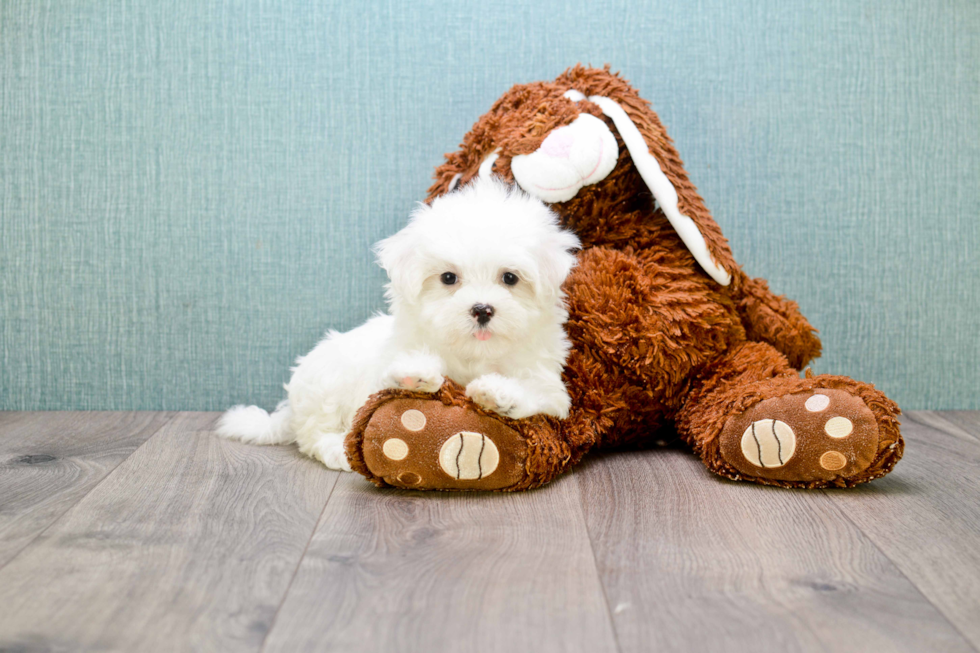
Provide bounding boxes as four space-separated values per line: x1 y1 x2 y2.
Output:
720 389 882 484
739 419 797 468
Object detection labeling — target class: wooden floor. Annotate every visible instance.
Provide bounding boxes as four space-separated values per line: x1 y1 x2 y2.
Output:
0 412 978 652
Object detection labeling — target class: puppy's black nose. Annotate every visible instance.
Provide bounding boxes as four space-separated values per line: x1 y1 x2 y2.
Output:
471 303 494 325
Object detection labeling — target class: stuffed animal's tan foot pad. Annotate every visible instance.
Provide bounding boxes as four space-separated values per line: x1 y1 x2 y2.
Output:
720 389 880 484
357 398 528 491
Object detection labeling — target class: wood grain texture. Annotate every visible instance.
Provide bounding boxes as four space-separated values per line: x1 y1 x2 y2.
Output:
0 413 338 653
911 411 980 443
262 472 619 653
2 411 979 652
0 411 174 566
577 447 974 653
827 412 980 648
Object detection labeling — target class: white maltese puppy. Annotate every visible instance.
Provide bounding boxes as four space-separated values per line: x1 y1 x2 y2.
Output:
218 178 581 470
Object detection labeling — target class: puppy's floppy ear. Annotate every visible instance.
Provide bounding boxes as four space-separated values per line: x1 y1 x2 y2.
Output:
536 225 582 297
374 214 427 305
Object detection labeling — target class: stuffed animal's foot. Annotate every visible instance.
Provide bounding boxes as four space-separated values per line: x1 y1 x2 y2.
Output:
357 397 524 490
345 382 569 491
715 387 902 487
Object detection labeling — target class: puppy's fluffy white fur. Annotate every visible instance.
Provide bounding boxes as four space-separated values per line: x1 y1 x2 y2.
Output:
218 178 581 470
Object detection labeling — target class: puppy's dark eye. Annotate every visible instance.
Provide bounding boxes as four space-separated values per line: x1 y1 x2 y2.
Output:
502 272 519 286
440 272 458 285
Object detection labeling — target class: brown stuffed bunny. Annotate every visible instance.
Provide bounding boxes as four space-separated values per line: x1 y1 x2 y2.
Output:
345 65 903 491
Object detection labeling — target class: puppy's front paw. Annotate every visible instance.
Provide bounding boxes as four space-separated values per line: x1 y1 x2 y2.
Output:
383 355 445 393
310 434 353 472
466 374 525 418
397 374 444 393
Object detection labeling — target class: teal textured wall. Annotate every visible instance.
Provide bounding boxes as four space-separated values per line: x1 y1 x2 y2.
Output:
1 0 978 411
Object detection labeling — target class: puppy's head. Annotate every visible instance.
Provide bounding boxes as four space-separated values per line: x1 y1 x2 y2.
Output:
375 177 580 354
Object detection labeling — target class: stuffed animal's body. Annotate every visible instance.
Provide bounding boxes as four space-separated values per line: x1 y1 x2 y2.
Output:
345 66 903 491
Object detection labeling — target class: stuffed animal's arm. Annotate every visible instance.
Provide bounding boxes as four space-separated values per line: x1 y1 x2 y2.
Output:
734 276 822 369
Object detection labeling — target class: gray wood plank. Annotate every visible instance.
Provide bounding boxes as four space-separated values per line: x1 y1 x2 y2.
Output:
942 411 980 440
263 472 619 653
0 412 339 653
906 410 980 444
0 411 174 566
0 411 28 428
578 446 974 653
828 412 980 648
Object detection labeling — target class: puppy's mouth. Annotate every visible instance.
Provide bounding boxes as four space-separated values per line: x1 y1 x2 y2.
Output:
474 328 493 341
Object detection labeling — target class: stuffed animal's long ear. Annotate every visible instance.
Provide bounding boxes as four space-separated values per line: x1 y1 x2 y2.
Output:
428 153 467 201
560 67 740 288
427 94 511 202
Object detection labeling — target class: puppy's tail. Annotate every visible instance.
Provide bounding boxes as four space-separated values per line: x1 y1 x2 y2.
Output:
216 400 296 445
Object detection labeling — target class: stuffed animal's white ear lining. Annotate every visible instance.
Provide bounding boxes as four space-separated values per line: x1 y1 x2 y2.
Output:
478 149 500 179
589 95 731 286
565 90 731 286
